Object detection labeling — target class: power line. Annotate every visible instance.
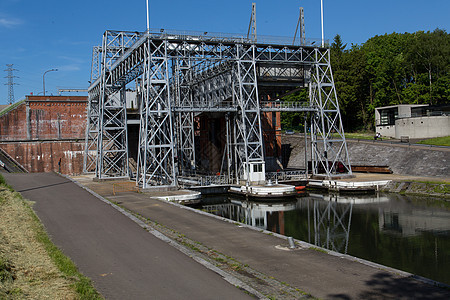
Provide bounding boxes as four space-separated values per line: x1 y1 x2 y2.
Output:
4 64 19 104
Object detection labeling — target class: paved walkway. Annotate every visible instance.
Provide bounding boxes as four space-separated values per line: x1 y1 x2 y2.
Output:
3 173 253 300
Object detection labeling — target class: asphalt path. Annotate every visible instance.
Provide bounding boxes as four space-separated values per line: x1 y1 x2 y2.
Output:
3 172 253 300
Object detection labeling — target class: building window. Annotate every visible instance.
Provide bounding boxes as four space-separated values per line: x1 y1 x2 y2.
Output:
380 108 397 126
253 164 263 173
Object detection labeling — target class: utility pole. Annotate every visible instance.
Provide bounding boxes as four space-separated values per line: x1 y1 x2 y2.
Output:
4 64 18 104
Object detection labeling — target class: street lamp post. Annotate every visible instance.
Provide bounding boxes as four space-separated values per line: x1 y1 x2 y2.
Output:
43 69 58 96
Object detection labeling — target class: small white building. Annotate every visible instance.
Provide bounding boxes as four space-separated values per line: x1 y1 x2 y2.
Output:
375 104 450 139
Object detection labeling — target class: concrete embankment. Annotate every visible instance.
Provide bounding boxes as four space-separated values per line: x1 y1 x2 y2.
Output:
381 180 450 198
283 136 450 178
283 136 450 196
346 140 450 178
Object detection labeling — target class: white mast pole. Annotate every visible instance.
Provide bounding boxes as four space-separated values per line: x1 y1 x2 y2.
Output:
146 0 150 32
321 0 324 47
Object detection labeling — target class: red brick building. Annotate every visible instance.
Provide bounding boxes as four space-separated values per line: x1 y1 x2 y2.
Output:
0 95 87 174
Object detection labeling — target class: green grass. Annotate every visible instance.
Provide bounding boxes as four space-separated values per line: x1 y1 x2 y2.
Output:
417 136 450 147
0 99 25 117
331 132 376 140
344 132 376 140
0 258 14 283
339 133 450 145
434 185 450 194
310 247 328 254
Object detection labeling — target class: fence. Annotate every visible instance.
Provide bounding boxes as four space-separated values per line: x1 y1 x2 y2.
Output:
266 170 306 182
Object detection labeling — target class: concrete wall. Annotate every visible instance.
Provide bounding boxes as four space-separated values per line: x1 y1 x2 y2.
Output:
395 116 450 139
397 105 413 119
376 125 395 138
346 141 449 177
282 135 450 178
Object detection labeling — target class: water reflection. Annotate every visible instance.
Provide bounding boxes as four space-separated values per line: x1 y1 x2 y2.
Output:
198 193 450 285
202 198 297 232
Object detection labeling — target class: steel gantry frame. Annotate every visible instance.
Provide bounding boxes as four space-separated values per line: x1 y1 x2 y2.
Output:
84 29 352 187
309 49 352 177
85 31 142 177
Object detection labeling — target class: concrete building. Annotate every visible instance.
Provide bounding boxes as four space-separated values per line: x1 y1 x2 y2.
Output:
375 104 450 139
0 95 87 174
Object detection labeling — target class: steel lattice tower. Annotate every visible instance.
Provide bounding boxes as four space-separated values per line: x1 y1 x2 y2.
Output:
4 64 18 104
84 28 352 187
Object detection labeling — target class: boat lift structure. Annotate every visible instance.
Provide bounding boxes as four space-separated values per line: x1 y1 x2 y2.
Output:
83 25 352 189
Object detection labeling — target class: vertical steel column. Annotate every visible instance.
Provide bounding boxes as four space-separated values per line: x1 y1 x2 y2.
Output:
175 57 196 175
137 37 176 187
96 31 130 179
83 89 99 173
84 46 102 174
247 2 257 42
309 48 351 177
233 44 265 184
86 31 140 178
90 46 101 84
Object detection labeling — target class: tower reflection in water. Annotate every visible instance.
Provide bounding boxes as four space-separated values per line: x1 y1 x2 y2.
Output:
198 192 450 285
201 193 389 254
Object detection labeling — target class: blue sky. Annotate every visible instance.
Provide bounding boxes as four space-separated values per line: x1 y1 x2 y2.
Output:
1 0 448 104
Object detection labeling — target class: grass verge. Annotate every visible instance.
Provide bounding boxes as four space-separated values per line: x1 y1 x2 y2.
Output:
0 174 102 299
417 136 450 147
344 132 376 140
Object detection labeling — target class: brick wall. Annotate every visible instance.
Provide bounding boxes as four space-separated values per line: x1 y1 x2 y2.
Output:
0 103 28 140
0 141 85 174
0 96 87 174
0 96 87 141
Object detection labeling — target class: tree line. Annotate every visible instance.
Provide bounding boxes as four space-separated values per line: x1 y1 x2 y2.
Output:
281 29 450 132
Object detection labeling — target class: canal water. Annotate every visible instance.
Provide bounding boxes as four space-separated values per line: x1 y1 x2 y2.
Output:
193 192 450 285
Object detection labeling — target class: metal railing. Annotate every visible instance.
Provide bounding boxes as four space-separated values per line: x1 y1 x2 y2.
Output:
260 101 317 112
182 170 307 187
266 170 306 182
148 28 327 47
199 175 231 186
